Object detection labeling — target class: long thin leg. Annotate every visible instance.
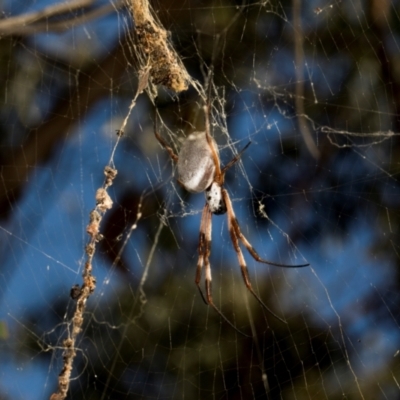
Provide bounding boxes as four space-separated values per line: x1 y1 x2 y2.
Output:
195 204 209 305
153 111 179 163
203 105 222 177
222 189 306 324
221 141 251 176
202 72 224 179
236 225 309 268
196 204 249 337
223 189 309 268
201 75 251 184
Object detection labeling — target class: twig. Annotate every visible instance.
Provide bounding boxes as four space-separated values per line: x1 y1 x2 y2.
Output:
0 0 94 36
292 0 320 159
49 167 117 400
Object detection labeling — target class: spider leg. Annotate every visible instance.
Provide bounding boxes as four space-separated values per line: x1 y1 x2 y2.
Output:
222 189 299 324
195 204 209 305
203 107 222 177
235 227 309 268
154 111 179 163
221 141 252 175
196 203 249 337
222 190 309 268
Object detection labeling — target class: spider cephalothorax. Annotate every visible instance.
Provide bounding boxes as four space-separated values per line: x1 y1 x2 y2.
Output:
154 91 309 334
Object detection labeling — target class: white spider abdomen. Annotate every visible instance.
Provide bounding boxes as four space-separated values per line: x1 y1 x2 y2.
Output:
206 182 227 215
177 131 216 193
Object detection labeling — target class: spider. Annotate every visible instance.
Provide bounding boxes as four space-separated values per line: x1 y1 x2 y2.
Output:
154 96 309 333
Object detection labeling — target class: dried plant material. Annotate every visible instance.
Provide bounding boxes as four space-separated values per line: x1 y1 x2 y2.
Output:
96 188 113 212
86 210 101 238
70 284 82 300
49 166 118 400
104 166 118 188
127 0 189 93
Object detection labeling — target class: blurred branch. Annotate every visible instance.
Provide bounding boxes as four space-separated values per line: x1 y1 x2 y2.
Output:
0 34 131 218
0 0 126 36
292 0 320 159
368 0 400 133
50 170 116 400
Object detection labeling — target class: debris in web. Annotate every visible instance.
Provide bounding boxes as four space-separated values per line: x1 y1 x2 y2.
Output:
127 0 190 93
49 166 117 400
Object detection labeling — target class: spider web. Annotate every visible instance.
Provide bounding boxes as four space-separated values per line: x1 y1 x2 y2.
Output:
0 0 399 399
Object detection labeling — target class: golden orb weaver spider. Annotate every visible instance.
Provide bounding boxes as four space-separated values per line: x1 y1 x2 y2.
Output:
154 89 309 334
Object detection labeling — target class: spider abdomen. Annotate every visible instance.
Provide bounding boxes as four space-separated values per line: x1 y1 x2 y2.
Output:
177 132 216 193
